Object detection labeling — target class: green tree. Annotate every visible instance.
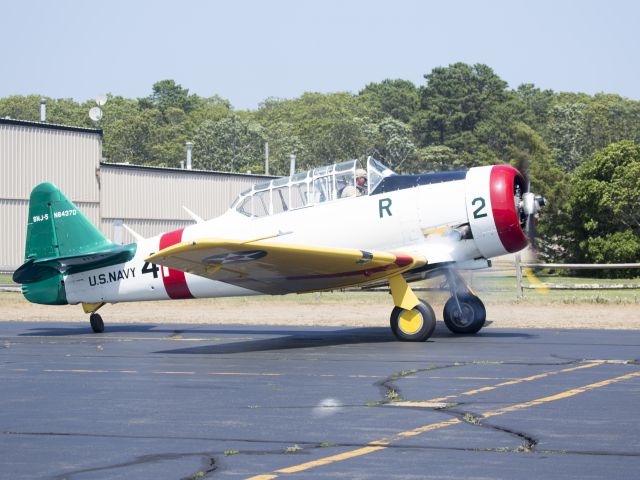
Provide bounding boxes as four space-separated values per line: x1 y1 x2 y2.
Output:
254 92 377 169
358 79 419 123
141 79 196 113
0 95 42 121
261 122 305 176
566 140 640 276
413 63 508 147
376 118 416 172
545 93 640 172
192 115 266 172
547 101 588 171
416 145 458 171
514 83 555 131
506 123 568 260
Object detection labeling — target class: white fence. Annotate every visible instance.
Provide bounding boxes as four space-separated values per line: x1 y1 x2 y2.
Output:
514 254 640 297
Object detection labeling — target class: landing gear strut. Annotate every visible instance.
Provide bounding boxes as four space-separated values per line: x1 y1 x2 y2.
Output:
83 302 106 333
443 270 486 334
388 275 436 342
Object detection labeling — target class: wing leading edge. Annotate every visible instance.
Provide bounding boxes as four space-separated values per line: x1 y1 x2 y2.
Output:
145 239 426 295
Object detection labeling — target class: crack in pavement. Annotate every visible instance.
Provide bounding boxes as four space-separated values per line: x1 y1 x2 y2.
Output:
376 361 479 404
448 408 537 453
365 359 629 462
373 358 597 407
51 452 217 480
14 429 636 458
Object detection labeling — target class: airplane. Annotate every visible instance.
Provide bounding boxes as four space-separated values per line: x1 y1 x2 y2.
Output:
12 157 545 342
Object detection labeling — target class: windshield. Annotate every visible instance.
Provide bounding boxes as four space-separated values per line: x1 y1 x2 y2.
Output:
231 157 395 217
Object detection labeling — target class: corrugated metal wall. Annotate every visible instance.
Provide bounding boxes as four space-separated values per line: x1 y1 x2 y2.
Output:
1 120 271 269
0 121 102 270
100 164 265 243
0 123 100 202
100 164 259 220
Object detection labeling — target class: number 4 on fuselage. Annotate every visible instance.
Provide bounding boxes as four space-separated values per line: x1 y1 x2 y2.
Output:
13 157 545 341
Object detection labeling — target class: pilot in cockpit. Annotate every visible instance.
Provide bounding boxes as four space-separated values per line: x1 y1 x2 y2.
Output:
355 168 368 196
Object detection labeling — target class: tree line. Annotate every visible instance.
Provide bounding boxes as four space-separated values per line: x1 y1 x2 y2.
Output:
1 63 639 272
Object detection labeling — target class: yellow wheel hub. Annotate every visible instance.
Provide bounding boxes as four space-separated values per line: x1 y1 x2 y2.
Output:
398 309 423 335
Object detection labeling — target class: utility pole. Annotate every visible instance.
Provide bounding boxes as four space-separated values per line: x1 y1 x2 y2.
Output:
290 154 296 176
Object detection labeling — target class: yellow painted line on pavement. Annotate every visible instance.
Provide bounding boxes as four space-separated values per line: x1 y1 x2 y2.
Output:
482 370 640 419
245 365 639 479
392 418 462 440
425 376 512 380
428 361 604 402
274 446 386 474
245 475 279 480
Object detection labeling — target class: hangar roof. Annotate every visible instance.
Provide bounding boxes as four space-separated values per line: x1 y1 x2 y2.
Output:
0 117 102 136
100 162 275 179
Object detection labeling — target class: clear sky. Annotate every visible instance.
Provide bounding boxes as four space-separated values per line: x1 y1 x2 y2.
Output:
2 0 638 110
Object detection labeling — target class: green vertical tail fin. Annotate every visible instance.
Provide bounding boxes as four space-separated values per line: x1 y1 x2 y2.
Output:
14 183 136 305
25 182 111 261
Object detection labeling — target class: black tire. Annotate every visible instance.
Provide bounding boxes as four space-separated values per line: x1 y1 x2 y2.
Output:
443 295 486 334
390 300 436 342
90 313 104 333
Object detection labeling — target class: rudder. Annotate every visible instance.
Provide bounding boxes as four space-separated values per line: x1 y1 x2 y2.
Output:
24 182 111 261
14 183 131 305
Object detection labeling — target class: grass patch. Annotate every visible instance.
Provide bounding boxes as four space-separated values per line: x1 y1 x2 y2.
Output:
386 389 401 402
223 450 240 456
319 442 336 448
463 413 481 425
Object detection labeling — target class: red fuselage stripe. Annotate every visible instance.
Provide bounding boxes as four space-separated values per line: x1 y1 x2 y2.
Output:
159 229 194 299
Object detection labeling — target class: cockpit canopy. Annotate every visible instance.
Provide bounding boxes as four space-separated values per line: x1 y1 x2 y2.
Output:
231 156 395 217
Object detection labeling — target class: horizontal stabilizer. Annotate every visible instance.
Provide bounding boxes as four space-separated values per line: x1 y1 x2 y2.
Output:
183 206 204 223
13 243 137 284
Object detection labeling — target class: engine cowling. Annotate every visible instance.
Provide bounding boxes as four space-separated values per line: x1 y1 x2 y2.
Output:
464 165 529 258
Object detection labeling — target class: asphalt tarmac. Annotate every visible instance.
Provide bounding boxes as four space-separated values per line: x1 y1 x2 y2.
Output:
1 321 639 480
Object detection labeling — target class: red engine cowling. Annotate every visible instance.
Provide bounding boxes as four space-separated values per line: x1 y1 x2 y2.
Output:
464 165 528 259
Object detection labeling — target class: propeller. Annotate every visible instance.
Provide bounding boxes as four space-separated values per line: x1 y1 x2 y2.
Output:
514 159 548 293
521 185 546 248
513 154 546 249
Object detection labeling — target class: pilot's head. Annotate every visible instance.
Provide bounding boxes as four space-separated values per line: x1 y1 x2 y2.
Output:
356 168 367 187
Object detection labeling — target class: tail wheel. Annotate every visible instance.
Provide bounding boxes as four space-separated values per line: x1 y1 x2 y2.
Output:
390 300 436 342
90 313 104 333
443 295 486 334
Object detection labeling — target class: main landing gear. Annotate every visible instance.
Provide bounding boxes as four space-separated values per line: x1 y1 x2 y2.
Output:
388 275 436 342
83 302 106 333
387 270 486 342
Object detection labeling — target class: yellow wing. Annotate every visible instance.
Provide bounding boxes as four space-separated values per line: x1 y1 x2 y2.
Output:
145 238 426 294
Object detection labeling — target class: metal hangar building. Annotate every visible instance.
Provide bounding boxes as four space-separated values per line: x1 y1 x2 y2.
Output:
0 118 270 271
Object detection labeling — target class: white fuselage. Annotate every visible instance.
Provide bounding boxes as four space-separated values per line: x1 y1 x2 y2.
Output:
64 166 513 305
